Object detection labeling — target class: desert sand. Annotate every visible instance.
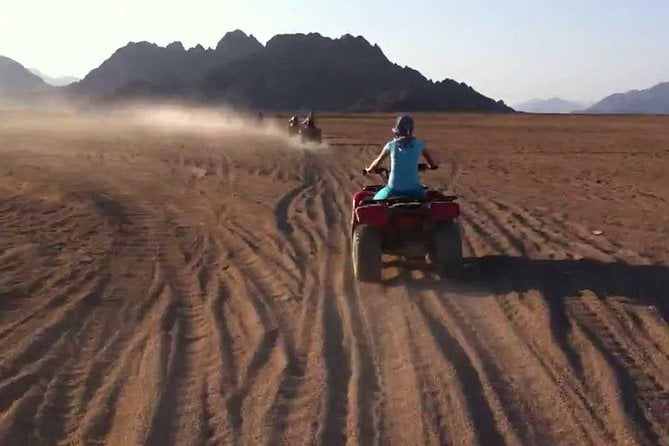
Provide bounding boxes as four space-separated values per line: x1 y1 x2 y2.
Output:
0 106 668 445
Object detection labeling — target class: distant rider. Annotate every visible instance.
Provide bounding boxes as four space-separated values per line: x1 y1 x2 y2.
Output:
302 111 316 128
365 115 438 200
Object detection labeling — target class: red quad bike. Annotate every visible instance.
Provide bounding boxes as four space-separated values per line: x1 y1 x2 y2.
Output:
351 164 463 282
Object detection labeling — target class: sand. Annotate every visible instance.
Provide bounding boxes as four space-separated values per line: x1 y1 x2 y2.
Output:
0 106 668 445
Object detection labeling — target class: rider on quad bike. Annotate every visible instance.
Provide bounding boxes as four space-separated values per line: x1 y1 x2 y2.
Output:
288 116 300 136
352 115 462 282
365 115 439 199
302 111 316 128
298 111 322 143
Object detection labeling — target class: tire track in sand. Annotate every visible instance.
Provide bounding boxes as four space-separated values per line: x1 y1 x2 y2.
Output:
458 192 669 444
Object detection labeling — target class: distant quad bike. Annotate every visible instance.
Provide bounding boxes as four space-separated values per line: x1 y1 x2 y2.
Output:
288 121 300 137
351 163 463 282
299 125 322 144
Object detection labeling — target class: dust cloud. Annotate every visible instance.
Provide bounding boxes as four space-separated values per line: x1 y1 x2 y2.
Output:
0 100 327 150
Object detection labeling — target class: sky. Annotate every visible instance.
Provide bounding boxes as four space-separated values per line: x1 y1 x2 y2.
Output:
1 0 668 104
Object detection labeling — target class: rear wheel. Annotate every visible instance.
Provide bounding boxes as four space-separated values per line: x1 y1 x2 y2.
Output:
352 225 382 282
430 221 462 278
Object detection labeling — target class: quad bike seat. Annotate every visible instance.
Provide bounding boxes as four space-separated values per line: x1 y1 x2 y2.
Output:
358 193 458 207
385 196 430 204
364 185 429 192
359 196 429 207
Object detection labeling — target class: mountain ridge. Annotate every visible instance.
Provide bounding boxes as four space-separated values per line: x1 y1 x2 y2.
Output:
68 31 512 112
584 82 669 115
67 30 263 98
514 97 587 114
28 68 79 87
0 55 52 96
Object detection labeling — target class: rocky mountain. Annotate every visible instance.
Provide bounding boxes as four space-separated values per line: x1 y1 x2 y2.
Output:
0 56 52 95
69 31 511 112
68 30 263 98
200 33 510 112
585 82 669 115
514 97 586 114
28 68 79 86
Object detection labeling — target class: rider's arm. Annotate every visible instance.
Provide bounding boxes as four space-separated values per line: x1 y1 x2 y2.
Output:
422 148 438 170
366 145 389 172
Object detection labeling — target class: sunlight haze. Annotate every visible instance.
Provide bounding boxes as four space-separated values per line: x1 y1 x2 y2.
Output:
2 0 668 103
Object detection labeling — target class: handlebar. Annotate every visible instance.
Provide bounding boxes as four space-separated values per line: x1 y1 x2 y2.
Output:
362 167 388 177
363 163 437 178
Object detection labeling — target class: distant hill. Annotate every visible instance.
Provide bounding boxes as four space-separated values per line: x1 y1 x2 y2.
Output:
28 68 79 86
514 98 586 114
68 30 263 98
585 82 669 115
0 55 52 96
68 31 512 112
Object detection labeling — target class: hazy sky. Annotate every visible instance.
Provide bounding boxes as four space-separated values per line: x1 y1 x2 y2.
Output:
2 0 667 103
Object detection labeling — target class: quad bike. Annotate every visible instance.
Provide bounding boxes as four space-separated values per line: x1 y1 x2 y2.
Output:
351 163 463 282
299 124 322 144
288 121 300 137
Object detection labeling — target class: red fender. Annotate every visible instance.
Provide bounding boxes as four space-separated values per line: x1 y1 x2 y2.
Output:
430 202 460 222
354 204 389 228
353 190 374 209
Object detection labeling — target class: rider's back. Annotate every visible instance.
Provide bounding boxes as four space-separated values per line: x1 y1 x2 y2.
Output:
387 137 424 192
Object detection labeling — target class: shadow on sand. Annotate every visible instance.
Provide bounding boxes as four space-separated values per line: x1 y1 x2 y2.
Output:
382 255 669 323
381 256 669 444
